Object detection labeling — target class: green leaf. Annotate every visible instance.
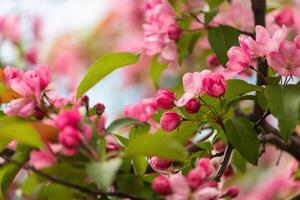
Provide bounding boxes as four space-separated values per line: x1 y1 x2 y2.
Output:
204 9 218 24
127 134 187 161
265 85 300 141
0 117 43 148
37 184 76 200
106 118 147 133
76 52 140 98
86 158 122 191
171 121 199 143
205 0 224 9
132 156 148 175
0 145 30 197
208 25 239 66
231 150 247 173
225 95 257 111
225 117 259 165
178 32 202 63
225 79 261 99
150 56 167 89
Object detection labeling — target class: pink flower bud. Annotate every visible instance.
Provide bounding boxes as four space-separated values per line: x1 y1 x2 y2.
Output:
160 111 181 132
275 8 294 27
213 140 225 152
80 95 89 107
167 24 182 41
152 176 171 195
197 158 214 178
207 181 218 188
155 89 176 109
202 73 226 97
187 168 206 190
224 165 234 177
222 187 239 198
25 47 38 64
150 156 172 171
59 126 82 149
185 99 200 114
207 54 220 67
55 108 82 130
95 103 105 115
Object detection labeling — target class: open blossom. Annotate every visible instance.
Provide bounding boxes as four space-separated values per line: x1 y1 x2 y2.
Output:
3 65 51 117
142 0 180 66
267 41 300 77
246 25 287 58
124 98 157 122
275 8 294 27
29 148 56 169
202 72 226 97
176 70 211 106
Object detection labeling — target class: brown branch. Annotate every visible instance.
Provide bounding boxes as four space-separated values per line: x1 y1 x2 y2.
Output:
212 144 233 182
0 153 147 200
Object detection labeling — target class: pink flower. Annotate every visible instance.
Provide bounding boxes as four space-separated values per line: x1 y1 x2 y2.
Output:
155 89 176 109
152 176 172 195
267 41 300 77
185 99 201 114
275 8 294 27
59 126 82 149
197 158 215 178
221 186 239 198
25 47 38 64
142 0 179 66
167 174 190 200
193 187 220 200
54 108 82 130
187 168 206 190
295 35 300 49
247 25 287 58
160 111 181 131
29 149 56 169
23 65 51 92
176 70 211 106
3 66 22 84
0 15 21 43
124 98 157 122
4 98 36 117
105 135 120 152
150 156 172 171
202 73 226 97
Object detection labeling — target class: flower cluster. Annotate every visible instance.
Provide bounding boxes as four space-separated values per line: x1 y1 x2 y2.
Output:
151 158 239 200
3 65 51 117
142 0 181 66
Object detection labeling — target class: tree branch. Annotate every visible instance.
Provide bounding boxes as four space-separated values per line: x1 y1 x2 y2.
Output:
212 144 233 182
0 153 146 200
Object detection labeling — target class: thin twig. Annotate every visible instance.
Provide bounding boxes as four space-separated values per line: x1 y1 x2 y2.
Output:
212 144 233 182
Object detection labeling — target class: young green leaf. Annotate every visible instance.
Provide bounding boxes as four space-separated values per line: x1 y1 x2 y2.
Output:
265 85 300 141
86 158 122 191
76 52 139 98
225 117 259 165
208 25 239 66
224 79 262 99
205 0 224 9
127 134 187 161
106 118 148 133
132 156 148 175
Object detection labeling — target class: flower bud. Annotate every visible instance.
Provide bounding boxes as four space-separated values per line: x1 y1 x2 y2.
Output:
167 24 182 41
207 54 220 67
55 108 82 130
185 99 200 114
224 165 234 177
294 35 300 49
152 176 171 195
202 73 226 97
207 181 218 188
187 168 206 190
221 187 239 198
213 139 225 152
80 95 89 107
95 103 105 115
59 126 82 149
160 112 181 132
155 89 176 109
197 158 214 178
150 156 172 171
25 47 38 64
275 8 294 27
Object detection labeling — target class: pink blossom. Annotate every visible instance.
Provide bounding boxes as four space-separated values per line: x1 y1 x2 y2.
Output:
25 47 38 64
142 0 179 66
167 174 190 199
275 8 294 27
295 35 300 49
202 72 226 97
185 99 201 114
187 168 206 190
155 89 176 109
267 41 300 77
124 98 157 122
54 108 82 130
4 98 36 117
150 156 172 171
0 15 21 43
176 70 211 106
152 175 172 195
59 126 82 149
105 135 120 152
160 111 181 132
207 54 220 67
3 66 22 84
247 25 287 58
193 187 220 200
29 149 56 169
222 186 239 198
197 158 215 178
